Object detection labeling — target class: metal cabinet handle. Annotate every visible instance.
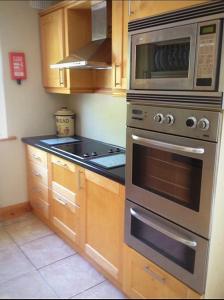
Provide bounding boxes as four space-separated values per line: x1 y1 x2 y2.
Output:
144 266 166 284
77 170 82 190
132 135 205 155
115 64 121 87
130 208 197 248
32 154 42 161
56 160 68 169
128 0 134 16
54 196 66 206
33 172 42 177
59 69 64 86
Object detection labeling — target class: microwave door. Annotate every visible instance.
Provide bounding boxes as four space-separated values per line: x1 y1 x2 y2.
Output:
130 23 197 90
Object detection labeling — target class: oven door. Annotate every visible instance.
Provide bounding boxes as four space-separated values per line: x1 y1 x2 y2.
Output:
126 127 217 239
125 200 209 294
130 24 197 90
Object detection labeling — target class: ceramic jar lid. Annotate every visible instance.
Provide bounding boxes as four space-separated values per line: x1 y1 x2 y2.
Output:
55 107 75 116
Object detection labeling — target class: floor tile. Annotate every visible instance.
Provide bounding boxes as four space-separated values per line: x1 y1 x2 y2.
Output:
21 234 75 269
0 246 35 284
0 270 57 299
72 281 127 299
0 229 17 251
4 217 52 246
39 254 105 298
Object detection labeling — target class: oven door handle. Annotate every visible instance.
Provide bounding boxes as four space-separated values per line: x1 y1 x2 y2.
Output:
132 135 205 155
130 208 197 248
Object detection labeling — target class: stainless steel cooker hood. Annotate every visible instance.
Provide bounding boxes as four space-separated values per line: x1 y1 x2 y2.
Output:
50 1 112 70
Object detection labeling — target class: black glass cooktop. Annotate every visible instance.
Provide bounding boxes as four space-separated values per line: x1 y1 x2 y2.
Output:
52 141 124 160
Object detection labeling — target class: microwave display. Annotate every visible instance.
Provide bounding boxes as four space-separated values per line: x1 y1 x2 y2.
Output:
136 38 190 80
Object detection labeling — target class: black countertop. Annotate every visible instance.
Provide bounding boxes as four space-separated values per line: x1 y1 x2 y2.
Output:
22 135 125 185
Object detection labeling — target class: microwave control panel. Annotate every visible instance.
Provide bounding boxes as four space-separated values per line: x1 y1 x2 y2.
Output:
195 20 221 90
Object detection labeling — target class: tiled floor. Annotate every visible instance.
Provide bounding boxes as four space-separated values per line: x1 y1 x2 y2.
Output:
0 213 126 299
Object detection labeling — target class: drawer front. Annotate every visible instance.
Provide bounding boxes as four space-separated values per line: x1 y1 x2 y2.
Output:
123 246 201 299
27 145 48 167
52 190 80 244
51 156 77 193
51 155 76 173
31 196 50 220
29 163 48 187
30 182 49 204
52 181 78 206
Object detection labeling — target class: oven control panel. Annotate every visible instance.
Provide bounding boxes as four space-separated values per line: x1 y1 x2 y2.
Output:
128 103 221 142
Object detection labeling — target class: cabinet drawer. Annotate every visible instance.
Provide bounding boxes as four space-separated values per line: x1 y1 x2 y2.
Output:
51 155 77 193
30 182 49 204
29 163 48 187
27 145 48 167
51 155 76 172
52 181 78 206
52 190 80 244
123 245 201 299
31 196 50 220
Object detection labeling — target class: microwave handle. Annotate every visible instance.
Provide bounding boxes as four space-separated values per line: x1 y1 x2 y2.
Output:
132 134 204 155
130 208 197 248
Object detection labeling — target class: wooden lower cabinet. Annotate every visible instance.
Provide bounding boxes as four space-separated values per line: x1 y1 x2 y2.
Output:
50 155 85 248
123 245 202 299
84 169 125 284
26 146 50 221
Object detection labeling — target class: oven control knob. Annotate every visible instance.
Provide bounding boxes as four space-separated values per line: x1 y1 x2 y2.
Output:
164 114 175 125
153 113 164 124
186 117 197 128
198 118 210 131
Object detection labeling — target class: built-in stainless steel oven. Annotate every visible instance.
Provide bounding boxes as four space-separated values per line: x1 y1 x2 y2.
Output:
129 1 224 93
126 104 221 239
125 103 221 293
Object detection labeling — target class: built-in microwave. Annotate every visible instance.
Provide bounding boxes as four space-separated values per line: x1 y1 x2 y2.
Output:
130 18 222 92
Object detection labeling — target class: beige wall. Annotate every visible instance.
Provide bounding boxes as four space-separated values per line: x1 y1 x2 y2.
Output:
0 1 65 208
69 94 127 148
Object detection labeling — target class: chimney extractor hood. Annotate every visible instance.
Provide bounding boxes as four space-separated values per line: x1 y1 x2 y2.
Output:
50 1 112 70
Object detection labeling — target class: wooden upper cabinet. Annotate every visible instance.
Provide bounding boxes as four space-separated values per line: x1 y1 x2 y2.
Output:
40 9 67 90
39 1 112 94
128 0 209 21
112 0 128 96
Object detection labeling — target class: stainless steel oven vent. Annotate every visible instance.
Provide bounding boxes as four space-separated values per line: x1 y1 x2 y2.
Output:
128 0 224 32
126 92 223 110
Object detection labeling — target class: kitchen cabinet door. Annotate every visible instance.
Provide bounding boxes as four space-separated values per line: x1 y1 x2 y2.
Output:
50 155 85 247
123 245 202 299
112 0 128 96
128 0 209 22
84 170 125 284
40 9 67 90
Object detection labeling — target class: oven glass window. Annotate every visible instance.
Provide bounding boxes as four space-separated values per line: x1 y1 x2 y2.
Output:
131 214 196 273
132 144 202 211
135 38 190 79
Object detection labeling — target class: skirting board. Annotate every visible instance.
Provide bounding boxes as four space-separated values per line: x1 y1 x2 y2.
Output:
0 202 31 221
